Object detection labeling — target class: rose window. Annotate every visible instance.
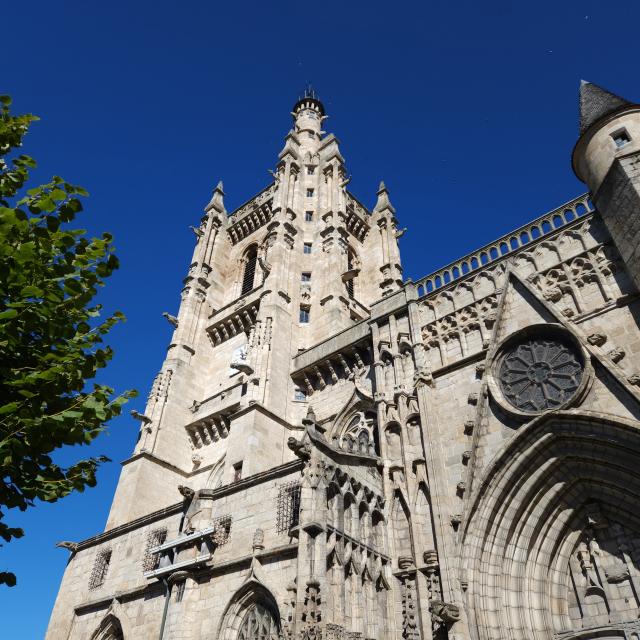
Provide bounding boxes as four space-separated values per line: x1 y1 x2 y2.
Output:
498 336 583 413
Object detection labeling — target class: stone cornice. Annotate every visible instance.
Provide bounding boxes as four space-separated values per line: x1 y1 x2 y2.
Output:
75 460 303 551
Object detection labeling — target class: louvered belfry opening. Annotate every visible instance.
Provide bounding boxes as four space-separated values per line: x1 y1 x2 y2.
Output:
346 249 355 299
242 247 258 296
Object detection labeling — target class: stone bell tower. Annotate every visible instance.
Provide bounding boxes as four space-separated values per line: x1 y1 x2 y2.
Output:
572 81 640 289
104 87 402 529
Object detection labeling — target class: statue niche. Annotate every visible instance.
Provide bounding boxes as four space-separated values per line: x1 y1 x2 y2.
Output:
565 503 640 633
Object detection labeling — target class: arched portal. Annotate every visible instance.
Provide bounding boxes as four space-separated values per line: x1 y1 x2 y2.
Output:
462 410 640 640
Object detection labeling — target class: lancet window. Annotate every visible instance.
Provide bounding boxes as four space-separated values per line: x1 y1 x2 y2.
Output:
241 246 258 296
237 603 280 640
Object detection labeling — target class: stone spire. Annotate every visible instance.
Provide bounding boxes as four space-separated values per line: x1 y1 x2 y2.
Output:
373 181 396 215
205 181 226 214
579 80 632 134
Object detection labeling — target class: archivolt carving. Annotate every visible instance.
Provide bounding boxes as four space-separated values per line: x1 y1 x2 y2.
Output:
462 411 640 640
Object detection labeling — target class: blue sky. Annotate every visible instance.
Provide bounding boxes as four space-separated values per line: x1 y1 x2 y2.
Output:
2 0 639 636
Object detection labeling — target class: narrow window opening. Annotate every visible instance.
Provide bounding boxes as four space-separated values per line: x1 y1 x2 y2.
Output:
306 188 314 197
301 272 311 282
89 548 112 590
306 165 315 175
299 307 310 323
305 211 313 222
241 247 257 296
233 461 243 482
294 387 306 402
303 242 312 254
612 128 631 149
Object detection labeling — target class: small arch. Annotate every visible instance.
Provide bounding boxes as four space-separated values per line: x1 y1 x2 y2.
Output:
489 247 499 260
434 275 442 288
541 220 552 234
563 209 575 222
520 231 530 244
471 257 479 270
531 226 541 239
417 284 425 296
552 214 563 229
461 261 469 274
576 202 588 216
480 252 488 265
91 614 124 640
499 242 509 255
426 280 434 293
510 237 519 250
452 266 460 279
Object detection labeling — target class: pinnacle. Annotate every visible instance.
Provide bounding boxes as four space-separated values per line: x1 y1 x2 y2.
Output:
205 180 226 213
374 180 395 215
579 80 633 134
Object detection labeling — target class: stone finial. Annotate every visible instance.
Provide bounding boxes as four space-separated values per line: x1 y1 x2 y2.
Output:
205 180 226 214
373 181 396 215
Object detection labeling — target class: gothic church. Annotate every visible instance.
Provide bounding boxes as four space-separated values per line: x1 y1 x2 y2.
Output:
47 82 640 640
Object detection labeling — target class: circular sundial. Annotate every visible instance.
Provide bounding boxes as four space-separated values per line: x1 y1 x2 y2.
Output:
498 336 584 413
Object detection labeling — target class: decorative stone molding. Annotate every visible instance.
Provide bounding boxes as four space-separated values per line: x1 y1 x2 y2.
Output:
587 332 607 347
608 347 626 363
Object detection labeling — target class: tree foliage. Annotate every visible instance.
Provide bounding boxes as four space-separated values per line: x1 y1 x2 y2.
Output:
0 95 136 586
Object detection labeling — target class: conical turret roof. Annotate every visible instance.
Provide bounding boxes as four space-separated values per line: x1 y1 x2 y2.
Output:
579 80 632 134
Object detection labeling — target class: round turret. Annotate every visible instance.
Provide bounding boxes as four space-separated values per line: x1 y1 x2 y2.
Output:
292 85 325 142
572 81 640 193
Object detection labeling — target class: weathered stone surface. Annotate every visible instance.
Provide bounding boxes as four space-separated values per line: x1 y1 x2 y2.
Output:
46 85 640 640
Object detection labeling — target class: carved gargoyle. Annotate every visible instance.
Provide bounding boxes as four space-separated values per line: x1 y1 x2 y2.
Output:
162 312 179 328
178 485 195 500
189 225 204 238
287 436 311 460
130 409 152 425
430 600 461 625
56 541 79 553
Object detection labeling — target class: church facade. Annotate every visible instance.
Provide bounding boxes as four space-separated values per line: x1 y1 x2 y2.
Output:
46 83 640 640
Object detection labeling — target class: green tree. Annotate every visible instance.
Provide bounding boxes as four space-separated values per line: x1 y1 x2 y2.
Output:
0 95 136 586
